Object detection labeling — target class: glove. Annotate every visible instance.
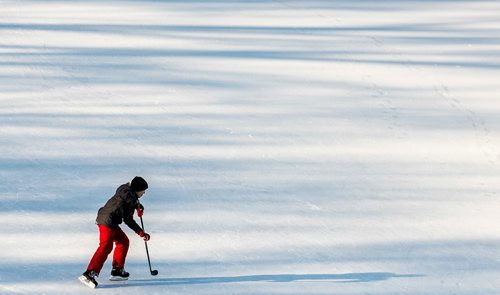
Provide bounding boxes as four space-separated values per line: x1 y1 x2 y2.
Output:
139 230 151 241
136 203 144 217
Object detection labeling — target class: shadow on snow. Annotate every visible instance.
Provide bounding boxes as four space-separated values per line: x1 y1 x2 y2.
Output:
99 272 422 288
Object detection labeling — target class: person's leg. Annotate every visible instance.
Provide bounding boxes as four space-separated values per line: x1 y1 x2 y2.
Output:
112 226 130 270
87 225 115 275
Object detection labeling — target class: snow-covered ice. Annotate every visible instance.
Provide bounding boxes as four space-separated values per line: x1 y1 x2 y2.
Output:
1 0 500 294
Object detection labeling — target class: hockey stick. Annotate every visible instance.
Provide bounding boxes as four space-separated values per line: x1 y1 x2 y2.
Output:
139 215 158 276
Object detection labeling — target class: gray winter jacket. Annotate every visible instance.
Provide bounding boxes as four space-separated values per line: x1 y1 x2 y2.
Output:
96 183 142 234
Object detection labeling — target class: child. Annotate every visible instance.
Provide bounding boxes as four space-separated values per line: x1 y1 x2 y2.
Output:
79 176 151 288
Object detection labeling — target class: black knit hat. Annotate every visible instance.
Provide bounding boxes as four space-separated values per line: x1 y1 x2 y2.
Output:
130 176 148 192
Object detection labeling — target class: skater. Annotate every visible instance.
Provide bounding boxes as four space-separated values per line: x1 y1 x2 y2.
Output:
79 176 151 288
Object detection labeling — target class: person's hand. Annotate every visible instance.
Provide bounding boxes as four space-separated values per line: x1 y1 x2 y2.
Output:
136 203 144 217
139 231 150 241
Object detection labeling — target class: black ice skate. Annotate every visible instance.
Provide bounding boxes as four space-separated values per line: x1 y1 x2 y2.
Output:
110 268 130 281
79 270 98 288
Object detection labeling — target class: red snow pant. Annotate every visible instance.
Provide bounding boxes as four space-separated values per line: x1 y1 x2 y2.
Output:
87 224 129 275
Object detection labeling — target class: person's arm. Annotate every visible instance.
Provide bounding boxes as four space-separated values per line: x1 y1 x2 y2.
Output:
125 216 150 241
124 202 150 241
124 214 142 234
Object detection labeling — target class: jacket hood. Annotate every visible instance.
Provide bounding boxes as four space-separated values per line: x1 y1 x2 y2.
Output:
116 183 137 202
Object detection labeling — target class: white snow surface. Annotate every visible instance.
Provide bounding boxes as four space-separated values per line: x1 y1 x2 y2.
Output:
1 1 500 294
